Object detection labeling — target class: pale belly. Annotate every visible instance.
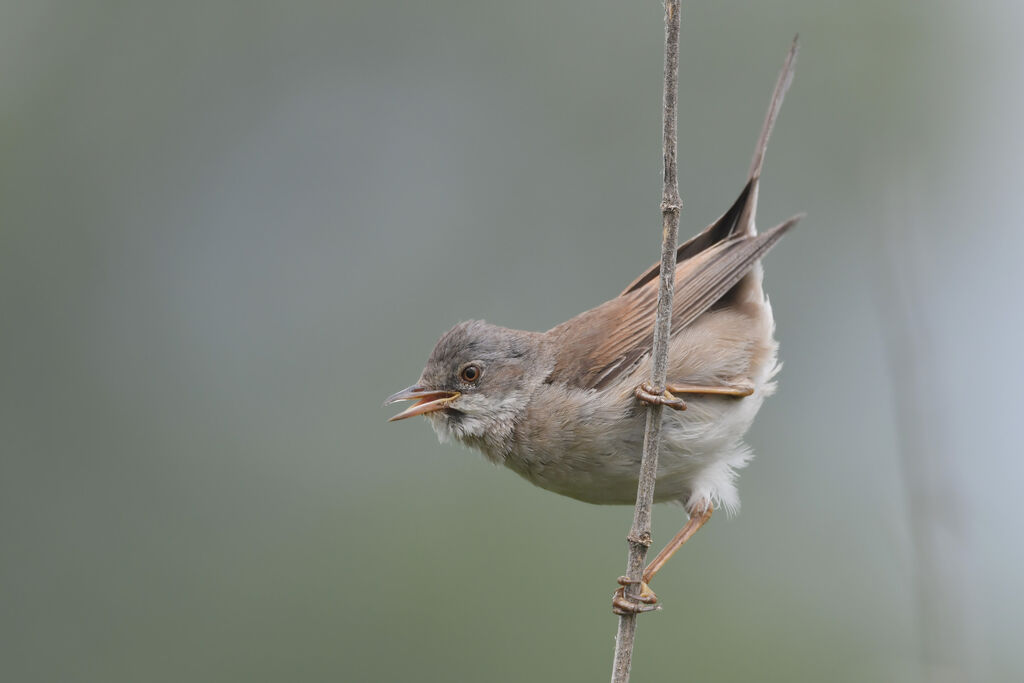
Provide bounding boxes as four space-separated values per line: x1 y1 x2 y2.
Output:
502 391 765 509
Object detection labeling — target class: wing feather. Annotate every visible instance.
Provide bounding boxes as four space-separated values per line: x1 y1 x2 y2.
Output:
547 215 802 390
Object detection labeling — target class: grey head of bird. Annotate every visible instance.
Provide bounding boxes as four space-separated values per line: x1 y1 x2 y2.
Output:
384 320 553 453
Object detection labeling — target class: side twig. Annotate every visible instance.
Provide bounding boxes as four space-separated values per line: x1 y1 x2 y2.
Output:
610 2 681 681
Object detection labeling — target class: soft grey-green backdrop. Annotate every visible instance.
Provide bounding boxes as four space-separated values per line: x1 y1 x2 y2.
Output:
2 1 1021 681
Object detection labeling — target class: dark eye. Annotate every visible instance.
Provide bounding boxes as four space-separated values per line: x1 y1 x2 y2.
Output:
460 364 481 383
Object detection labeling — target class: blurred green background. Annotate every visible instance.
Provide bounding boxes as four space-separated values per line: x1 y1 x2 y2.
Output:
2 1 1021 681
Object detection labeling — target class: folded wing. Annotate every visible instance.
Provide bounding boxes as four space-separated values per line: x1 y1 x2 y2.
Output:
546 214 802 391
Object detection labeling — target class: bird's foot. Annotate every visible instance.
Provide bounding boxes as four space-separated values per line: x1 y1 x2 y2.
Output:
634 383 686 411
612 576 661 615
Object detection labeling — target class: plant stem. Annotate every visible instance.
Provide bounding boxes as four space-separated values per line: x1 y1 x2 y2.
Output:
610 2 681 681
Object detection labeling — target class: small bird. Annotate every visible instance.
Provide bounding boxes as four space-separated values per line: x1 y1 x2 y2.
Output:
386 40 802 615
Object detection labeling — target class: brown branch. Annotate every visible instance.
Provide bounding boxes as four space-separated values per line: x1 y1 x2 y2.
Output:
610 1 681 681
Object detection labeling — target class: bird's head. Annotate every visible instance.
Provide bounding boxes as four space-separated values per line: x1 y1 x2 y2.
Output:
385 320 550 455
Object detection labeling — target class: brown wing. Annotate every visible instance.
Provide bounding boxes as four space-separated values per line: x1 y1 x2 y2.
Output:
546 215 802 391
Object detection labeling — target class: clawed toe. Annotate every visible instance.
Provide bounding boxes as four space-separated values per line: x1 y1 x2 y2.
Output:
634 383 687 411
612 577 661 615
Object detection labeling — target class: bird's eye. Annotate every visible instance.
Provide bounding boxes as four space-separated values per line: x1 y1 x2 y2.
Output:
460 364 481 383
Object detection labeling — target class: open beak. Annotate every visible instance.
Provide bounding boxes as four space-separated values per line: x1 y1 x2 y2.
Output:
384 385 461 422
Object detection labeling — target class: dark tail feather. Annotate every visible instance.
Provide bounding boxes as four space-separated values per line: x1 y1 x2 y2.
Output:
620 37 800 296
749 35 799 181
620 179 755 295
737 35 799 236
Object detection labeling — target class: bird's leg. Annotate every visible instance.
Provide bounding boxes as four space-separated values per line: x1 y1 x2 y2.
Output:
634 383 687 410
611 502 713 615
643 502 712 583
635 380 754 412
666 381 754 397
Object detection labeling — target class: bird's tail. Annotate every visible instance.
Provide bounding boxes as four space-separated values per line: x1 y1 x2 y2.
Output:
619 37 800 297
737 35 799 236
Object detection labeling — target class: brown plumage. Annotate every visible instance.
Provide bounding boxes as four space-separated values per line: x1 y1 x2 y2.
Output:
546 207 799 392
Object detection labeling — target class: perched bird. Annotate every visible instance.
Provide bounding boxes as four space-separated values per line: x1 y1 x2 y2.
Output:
386 40 802 614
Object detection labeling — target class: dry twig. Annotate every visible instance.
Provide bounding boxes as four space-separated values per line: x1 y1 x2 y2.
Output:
610 2 681 680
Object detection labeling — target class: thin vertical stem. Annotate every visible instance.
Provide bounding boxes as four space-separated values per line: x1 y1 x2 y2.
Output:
610 2 681 681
